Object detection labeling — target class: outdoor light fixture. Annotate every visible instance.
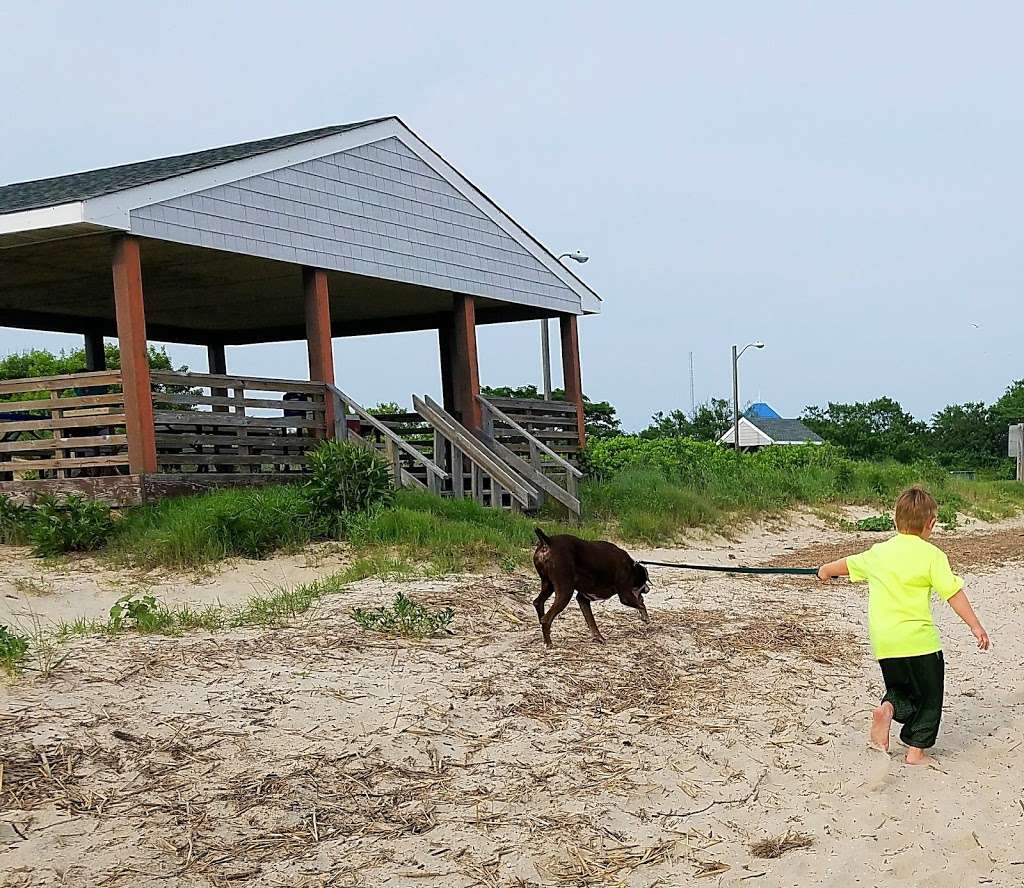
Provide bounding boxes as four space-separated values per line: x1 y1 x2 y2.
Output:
731 341 766 452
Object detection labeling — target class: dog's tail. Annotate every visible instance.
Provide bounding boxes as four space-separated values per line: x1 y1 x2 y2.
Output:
534 527 552 547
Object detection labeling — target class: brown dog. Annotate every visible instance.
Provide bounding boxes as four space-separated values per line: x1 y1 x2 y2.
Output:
532 528 650 646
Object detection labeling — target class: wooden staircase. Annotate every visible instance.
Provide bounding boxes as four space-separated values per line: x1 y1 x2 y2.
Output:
325 386 581 517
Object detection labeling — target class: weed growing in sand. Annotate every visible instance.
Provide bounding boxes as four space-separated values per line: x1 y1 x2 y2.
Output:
9 577 54 597
0 625 29 675
18 614 69 679
109 592 176 633
351 591 454 638
27 495 116 556
855 515 895 532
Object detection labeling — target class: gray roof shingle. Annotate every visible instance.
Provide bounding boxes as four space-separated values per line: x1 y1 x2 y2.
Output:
747 417 824 443
0 118 390 214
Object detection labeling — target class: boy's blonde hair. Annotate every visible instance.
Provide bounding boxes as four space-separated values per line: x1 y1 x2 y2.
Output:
895 486 938 534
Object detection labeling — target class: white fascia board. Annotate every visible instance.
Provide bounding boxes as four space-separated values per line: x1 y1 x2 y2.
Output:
78 118 599 315
0 202 84 234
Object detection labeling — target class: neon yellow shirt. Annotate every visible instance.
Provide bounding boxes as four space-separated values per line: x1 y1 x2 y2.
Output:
846 533 964 660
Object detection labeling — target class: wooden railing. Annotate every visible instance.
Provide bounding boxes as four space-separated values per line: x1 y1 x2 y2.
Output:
0 371 129 480
486 397 581 460
414 395 537 511
327 385 448 493
479 396 581 516
150 371 329 477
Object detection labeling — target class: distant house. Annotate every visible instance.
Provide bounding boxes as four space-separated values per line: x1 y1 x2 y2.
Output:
718 411 824 450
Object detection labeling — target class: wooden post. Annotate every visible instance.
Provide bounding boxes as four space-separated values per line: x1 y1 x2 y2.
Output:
559 314 586 448
111 235 157 474
451 294 482 432
438 321 456 414
303 267 336 437
84 331 106 371
207 343 229 414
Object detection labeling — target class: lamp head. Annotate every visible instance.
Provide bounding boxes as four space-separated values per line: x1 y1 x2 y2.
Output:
561 251 589 264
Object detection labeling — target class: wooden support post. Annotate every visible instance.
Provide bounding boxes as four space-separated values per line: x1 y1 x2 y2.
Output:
451 294 482 432
207 343 228 414
559 314 586 448
111 235 157 474
438 321 456 414
303 267 336 437
84 331 106 371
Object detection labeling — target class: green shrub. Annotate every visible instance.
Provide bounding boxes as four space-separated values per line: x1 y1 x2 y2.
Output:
0 625 30 675
306 440 394 516
856 515 895 532
352 591 455 638
0 495 32 545
27 495 115 556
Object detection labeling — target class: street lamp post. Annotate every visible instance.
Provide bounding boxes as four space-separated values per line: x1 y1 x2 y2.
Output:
731 341 765 452
543 252 589 399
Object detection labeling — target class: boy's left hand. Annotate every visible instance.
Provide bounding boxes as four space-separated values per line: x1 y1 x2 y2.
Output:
972 624 991 651
816 565 830 582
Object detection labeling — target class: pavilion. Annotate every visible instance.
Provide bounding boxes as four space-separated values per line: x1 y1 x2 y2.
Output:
0 117 598 510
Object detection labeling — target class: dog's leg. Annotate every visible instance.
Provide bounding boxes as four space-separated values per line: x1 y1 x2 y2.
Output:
540 586 573 647
577 596 606 644
533 578 554 623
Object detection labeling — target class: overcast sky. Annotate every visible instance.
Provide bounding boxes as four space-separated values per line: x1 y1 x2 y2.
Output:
2 2 1020 430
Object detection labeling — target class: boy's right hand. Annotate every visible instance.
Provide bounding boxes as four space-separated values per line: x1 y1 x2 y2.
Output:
971 624 991 650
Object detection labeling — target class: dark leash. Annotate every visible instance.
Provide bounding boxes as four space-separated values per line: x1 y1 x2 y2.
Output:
639 560 820 576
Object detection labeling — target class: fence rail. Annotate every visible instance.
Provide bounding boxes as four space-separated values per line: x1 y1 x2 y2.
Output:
150 372 328 474
486 397 581 458
479 396 581 516
0 370 129 481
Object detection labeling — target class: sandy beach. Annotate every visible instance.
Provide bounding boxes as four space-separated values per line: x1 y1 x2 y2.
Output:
2 511 1022 887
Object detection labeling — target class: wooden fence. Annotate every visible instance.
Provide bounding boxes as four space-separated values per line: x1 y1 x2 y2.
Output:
485 397 581 461
150 371 329 478
0 371 129 481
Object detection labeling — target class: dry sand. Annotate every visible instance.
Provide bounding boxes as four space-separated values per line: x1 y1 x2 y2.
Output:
2 512 1023 887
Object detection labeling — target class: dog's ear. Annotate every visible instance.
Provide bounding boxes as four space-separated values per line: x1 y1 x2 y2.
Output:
633 562 650 589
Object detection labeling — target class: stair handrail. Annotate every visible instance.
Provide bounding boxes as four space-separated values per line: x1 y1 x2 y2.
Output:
413 395 536 508
327 384 448 483
477 395 583 478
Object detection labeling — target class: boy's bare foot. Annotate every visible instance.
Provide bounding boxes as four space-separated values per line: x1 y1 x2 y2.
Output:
905 748 938 767
869 702 893 752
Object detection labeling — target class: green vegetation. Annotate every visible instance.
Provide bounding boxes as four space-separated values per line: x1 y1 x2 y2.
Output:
855 515 895 532
108 484 318 570
306 440 394 516
25 495 116 557
0 626 30 675
802 382 1024 473
0 496 31 545
580 438 1024 543
351 591 455 638
55 573 355 640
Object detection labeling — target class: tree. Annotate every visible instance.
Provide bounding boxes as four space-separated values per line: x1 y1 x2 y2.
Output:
0 344 180 381
992 379 1024 427
480 384 621 439
928 402 1004 468
641 398 732 442
802 397 927 462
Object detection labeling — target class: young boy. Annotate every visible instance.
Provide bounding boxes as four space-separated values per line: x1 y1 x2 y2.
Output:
817 487 990 765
